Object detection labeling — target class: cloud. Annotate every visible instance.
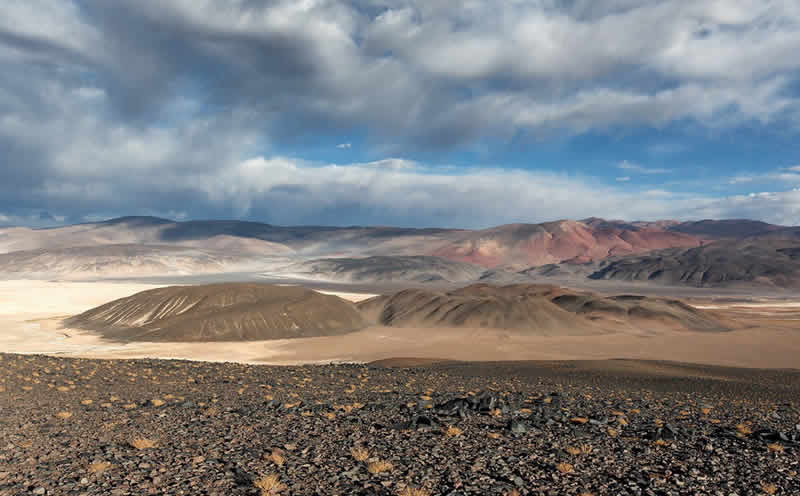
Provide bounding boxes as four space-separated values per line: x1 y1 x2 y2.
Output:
616 176 631 182
1 1 800 228
336 143 352 149
2 1 800 147
617 160 672 174
728 169 800 185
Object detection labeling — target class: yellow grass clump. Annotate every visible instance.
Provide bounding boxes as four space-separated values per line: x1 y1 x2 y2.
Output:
737 423 753 436
761 483 778 495
367 460 394 474
397 487 430 496
556 462 574 474
254 473 287 495
767 443 784 453
350 446 369 462
268 450 285 466
88 461 111 474
55 411 73 420
571 417 589 425
129 438 157 450
444 426 463 437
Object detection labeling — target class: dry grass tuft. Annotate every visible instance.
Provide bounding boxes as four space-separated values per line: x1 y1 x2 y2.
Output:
580 444 593 454
268 450 285 466
367 460 394 474
444 426 463 437
80 399 93 406
397 487 430 496
736 423 753 436
350 446 369 462
487 432 502 439
129 438 157 450
767 443 784 453
55 411 73 420
653 439 669 447
555 462 574 474
254 473 287 495
150 398 165 407
565 446 582 455
88 461 111 474
570 417 589 424
506 490 521 496
761 482 778 495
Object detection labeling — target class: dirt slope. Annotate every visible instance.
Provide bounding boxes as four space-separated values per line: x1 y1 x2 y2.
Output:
359 283 728 333
65 283 367 341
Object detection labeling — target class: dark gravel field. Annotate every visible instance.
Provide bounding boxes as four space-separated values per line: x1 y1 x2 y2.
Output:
1 354 799 496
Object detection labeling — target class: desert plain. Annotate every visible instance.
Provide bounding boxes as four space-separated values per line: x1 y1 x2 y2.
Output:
2 217 800 495
1 278 799 369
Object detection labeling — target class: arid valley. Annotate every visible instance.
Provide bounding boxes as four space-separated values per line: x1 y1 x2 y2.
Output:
4 2 800 492
2 217 800 495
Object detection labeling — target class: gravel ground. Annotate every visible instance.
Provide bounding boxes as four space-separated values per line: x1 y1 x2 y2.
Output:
1 353 799 495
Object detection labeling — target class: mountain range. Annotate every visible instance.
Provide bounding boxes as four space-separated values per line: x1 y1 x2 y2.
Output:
2 216 800 288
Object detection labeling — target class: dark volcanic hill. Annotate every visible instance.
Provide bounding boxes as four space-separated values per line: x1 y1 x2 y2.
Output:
65 283 367 342
588 240 800 288
667 219 783 239
359 284 727 333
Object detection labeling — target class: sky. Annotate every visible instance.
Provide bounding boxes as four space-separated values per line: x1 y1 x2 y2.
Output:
2 0 800 229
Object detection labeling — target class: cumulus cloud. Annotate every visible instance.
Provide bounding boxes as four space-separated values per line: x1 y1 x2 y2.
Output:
1 1 800 226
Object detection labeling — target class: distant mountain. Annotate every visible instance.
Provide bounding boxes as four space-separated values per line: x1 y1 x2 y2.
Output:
2 217 800 280
432 220 701 269
667 219 783 239
284 256 483 283
0 244 274 279
282 255 527 284
588 239 800 288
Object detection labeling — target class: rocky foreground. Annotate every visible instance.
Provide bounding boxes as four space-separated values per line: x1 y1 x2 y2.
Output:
1 355 799 496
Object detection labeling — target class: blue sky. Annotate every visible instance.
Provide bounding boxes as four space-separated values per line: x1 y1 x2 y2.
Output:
2 0 800 228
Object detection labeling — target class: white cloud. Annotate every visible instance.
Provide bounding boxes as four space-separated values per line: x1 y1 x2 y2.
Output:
336 143 352 149
616 176 631 182
617 160 672 174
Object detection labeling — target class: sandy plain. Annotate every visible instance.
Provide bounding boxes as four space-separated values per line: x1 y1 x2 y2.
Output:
0 279 798 368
